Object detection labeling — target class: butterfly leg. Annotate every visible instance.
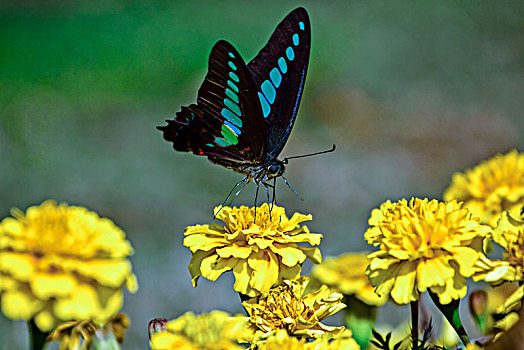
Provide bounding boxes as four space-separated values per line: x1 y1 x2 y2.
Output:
215 176 250 218
282 175 304 201
254 182 260 220
262 182 273 219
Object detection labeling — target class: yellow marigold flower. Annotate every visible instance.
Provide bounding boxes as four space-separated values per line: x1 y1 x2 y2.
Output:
443 150 524 227
309 253 386 306
243 276 346 344
365 198 491 305
184 204 322 297
473 210 524 312
149 311 248 350
258 329 360 350
47 313 129 350
0 200 138 332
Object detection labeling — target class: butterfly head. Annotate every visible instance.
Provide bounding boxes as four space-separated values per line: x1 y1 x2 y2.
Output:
266 159 285 180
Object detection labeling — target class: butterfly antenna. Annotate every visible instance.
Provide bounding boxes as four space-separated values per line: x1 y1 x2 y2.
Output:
282 144 336 164
282 176 304 202
215 177 250 219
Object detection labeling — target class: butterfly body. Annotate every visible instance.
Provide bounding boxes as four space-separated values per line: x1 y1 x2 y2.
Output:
159 7 310 190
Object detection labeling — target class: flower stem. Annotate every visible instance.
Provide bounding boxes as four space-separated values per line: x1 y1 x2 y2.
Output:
411 300 419 349
29 319 49 350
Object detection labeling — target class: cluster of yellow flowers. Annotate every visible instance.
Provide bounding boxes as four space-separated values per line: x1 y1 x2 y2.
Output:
154 204 356 348
0 200 137 333
1 149 523 349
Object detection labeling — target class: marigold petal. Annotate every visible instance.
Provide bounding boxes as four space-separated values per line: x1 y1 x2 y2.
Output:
501 285 524 313
233 260 255 296
64 259 133 288
248 251 279 293
278 264 301 283
416 258 454 292
0 253 34 281
96 289 123 322
1 290 43 320
183 234 227 252
34 309 56 332
285 212 312 228
216 245 252 259
200 255 238 282
54 285 100 319
269 243 306 266
300 247 322 264
247 237 273 250
391 270 417 304
284 233 322 245
188 250 212 287
430 275 467 304
30 273 76 299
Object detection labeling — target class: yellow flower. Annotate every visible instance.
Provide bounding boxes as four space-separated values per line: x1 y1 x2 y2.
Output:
243 276 346 344
443 150 524 227
149 311 248 350
0 200 138 332
184 204 322 297
473 210 524 312
309 253 386 306
365 198 491 305
47 314 129 350
258 329 360 350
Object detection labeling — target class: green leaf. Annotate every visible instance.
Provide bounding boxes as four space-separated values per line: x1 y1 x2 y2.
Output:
428 290 470 346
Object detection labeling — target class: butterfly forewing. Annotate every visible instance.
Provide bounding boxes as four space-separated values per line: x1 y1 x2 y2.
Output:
159 40 266 166
247 7 311 160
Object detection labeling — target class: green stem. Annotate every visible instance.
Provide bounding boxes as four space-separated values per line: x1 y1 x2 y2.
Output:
29 319 48 350
411 300 419 349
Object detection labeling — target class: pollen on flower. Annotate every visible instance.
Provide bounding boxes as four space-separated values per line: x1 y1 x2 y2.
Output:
183 203 323 296
242 276 346 345
443 150 524 227
365 198 491 305
0 200 138 332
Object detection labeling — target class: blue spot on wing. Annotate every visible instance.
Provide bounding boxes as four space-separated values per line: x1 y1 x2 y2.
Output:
221 108 242 127
224 98 241 117
225 88 238 103
261 80 276 104
228 52 235 58
292 34 299 46
228 61 237 70
286 47 295 61
278 57 287 74
229 72 239 82
269 68 282 88
299 21 305 30
258 92 270 118
215 137 231 147
227 80 238 93
224 120 241 136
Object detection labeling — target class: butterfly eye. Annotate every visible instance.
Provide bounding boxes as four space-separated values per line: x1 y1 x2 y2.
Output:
268 164 280 174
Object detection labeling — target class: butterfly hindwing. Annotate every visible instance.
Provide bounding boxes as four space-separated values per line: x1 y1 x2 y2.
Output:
247 7 311 160
159 40 266 165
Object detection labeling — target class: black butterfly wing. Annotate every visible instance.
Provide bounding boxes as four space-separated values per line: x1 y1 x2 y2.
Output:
247 7 311 160
158 40 266 169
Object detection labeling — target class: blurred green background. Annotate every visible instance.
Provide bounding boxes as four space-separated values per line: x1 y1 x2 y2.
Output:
0 1 523 348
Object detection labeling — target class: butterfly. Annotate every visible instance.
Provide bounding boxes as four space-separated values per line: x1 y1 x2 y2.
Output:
158 8 328 206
